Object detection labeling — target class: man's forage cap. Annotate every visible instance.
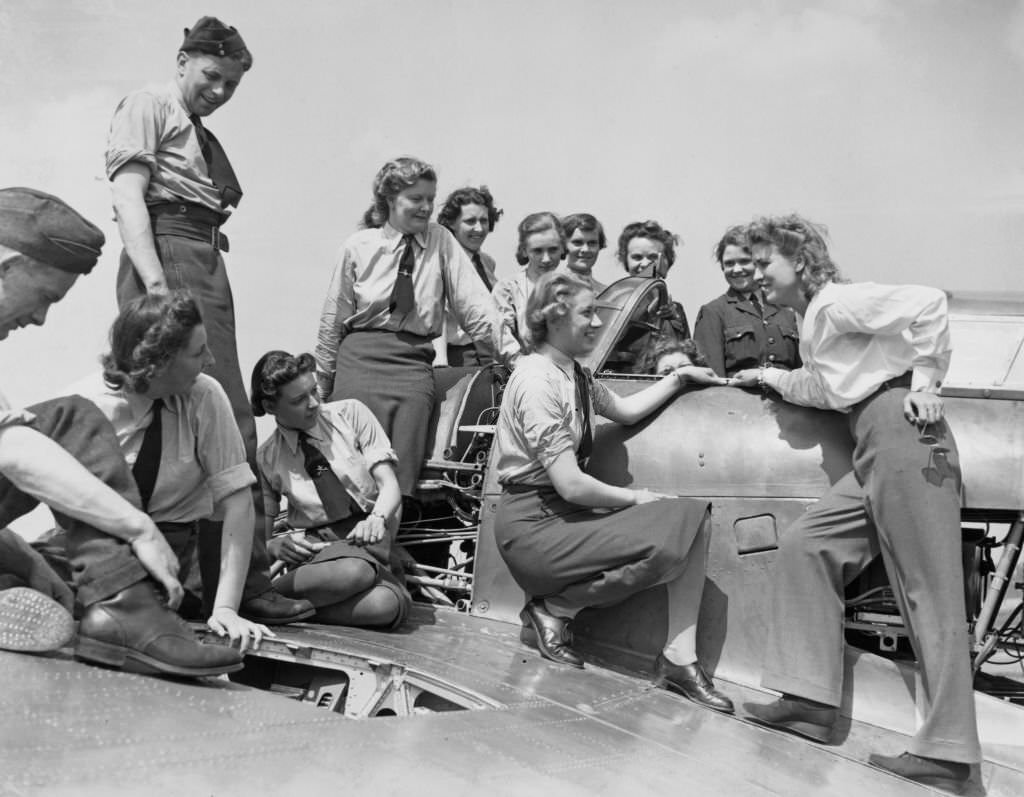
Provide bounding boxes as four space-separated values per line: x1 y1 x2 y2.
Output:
0 187 104 274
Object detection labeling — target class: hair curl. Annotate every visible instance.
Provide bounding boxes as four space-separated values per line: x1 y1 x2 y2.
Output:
362 156 438 229
102 291 203 394
524 270 591 350
561 213 607 250
745 214 841 297
617 220 681 272
713 224 749 265
515 211 566 267
436 185 503 233
641 337 707 375
249 350 317 417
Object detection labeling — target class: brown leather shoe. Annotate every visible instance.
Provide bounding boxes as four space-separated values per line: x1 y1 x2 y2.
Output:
654 654 734 714
519 599 584 668
76 581 242 677
868 752 970 794
744 695 837 743
239 589 315 626
0 587 75 652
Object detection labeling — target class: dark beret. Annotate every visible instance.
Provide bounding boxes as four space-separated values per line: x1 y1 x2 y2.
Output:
180 16 248 58
0 187 104 275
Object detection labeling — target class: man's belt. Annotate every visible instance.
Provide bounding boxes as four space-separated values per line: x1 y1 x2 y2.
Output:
148 202 230 252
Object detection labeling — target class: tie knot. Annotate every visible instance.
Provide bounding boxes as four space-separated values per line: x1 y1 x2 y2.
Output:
150 398 165 414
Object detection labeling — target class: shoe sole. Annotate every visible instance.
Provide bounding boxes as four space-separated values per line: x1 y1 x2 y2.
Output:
241 606 316 626
746 714 834 744
518 610 584 669
75 636 243 678
0 588 75 653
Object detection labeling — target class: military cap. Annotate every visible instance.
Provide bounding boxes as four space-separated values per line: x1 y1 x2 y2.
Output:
0 187 104 274
180 16 248 58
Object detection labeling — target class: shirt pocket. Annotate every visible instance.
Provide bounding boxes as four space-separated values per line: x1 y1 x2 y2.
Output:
723 323 760 371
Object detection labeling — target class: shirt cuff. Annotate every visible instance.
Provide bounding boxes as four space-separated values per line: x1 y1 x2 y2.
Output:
364 447 398 469
207 463 257 505
0 407 35 430
911 366 944 393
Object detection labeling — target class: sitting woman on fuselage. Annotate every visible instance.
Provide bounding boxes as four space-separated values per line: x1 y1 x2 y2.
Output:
491 270 734 713
253 350 411 629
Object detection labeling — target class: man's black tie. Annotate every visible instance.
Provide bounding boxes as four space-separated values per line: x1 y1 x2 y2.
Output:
190 114 243 209
388 234 416 316
471 252 494 292
297 431 356 522
133 399 164 511
573 363 593 468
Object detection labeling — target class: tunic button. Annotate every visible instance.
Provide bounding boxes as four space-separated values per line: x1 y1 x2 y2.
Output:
768 354 776 361
768 336 776 343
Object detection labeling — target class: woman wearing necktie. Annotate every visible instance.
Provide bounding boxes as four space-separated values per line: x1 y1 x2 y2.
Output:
491 271 733 712
252 351 410 629
693 224 801 377
435 185 503 368
315 158 514 499
84 291 275 652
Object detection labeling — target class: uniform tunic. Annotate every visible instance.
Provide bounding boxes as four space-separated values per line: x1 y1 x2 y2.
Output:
760 281 980 764
493 353 709 618
693 288 801 377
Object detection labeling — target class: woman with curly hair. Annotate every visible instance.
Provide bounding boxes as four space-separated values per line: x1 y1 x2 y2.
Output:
491 211 565 347
315 157 514 497
76 290 281 652
491 271 732 712
616 219 690 340
251 350 411 628
562 213 607 294
435 185 504 367
732 214 979 792
642 337 707 376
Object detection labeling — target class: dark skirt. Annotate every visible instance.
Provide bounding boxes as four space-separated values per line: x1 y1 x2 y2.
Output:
331 330 435 497
494 484 710 612
301 515 411 629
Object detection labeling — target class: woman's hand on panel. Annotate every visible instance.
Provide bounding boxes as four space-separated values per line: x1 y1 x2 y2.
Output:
632 489 674 505
673 365 728 387
727 369 761 387
346 513 387 547
208 607 275 655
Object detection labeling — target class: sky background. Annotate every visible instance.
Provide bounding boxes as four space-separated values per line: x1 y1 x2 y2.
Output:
1 0 1023 411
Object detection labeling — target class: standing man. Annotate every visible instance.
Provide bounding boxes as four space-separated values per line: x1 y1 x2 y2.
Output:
106 17 312 625
0 186 241 677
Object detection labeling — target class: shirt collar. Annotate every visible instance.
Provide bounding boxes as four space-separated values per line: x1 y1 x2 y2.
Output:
126 390 155 424
382 221 428 251
277 415 326 455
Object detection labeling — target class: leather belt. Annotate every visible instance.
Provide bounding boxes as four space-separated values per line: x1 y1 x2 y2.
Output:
148 202 230 252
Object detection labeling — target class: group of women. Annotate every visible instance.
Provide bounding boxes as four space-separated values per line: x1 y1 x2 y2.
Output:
95 153 973 762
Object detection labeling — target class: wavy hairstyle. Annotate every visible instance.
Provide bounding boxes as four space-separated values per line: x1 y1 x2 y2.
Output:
745 214 841 297
436 185 503 232
515 211 566 266
250 350 316 417
562 213 607 250
102 291 203 394
617 220 681 272
641 336 707 375
524 270 592 350
361 156 438 229
713 224 749 265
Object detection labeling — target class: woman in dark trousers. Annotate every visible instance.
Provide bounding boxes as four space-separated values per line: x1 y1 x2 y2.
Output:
315 157 513 498
492 270 733 713
731 214 980 793
693 225 800 377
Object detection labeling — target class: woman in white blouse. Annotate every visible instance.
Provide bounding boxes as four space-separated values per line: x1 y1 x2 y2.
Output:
491 271 733 712
253 350 410 629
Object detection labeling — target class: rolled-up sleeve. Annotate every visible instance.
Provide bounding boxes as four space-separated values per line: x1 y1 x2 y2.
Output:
337 400 398 469
105 91 163 179
193 382 256 503
0 390 33 430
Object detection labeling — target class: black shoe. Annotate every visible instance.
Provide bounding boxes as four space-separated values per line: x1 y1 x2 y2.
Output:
868 752 970 794
76 581 242 677
519 599 584 668
0 587 75 652
743 696 837 743
654 653 734 714
239 588 315 626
